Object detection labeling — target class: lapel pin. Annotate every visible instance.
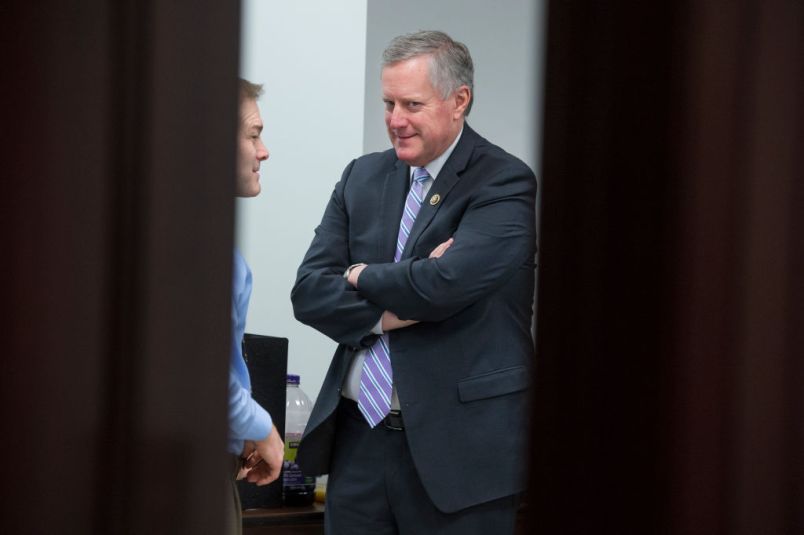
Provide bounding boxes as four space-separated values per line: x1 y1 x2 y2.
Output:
429 193 441 206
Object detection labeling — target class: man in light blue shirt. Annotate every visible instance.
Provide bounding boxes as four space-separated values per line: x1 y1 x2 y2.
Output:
226 79 284 534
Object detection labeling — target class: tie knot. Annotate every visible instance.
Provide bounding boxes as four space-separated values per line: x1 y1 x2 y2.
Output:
413 167 430 184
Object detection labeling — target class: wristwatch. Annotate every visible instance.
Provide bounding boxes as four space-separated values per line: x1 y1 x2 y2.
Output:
343 263 366 280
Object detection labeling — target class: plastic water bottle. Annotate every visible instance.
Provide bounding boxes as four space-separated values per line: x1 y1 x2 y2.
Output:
283 374 316 506
314 474 328 504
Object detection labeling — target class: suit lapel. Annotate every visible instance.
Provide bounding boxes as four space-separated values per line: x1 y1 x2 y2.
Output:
378 160 410 262
402 168 460 259
401 124 479 260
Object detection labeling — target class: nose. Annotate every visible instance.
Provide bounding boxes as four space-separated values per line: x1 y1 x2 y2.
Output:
387 107 408 130
257 139 269 161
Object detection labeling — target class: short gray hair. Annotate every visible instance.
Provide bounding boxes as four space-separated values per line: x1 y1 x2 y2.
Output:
239 78 264 102
382 30 474 115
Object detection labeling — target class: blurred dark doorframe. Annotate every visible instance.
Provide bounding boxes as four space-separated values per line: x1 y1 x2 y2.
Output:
529 1 802 534
2 1 241 533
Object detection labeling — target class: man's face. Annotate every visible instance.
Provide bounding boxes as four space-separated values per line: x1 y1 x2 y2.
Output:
382 55 469 167
237 98 269 197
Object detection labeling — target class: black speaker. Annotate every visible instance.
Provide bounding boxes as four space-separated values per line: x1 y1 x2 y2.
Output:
236 333 288 510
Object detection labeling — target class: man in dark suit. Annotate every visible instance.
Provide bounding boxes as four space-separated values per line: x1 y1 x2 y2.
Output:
291 30 537 534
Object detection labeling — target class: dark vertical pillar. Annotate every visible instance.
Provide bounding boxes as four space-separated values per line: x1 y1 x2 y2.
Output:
1 1 242 533
529 1 803 533
528 3 677 533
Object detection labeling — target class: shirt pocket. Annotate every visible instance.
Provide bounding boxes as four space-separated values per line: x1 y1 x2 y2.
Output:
457 365 530 403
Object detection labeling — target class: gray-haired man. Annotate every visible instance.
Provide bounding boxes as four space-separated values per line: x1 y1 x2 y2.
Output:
292 31 537 534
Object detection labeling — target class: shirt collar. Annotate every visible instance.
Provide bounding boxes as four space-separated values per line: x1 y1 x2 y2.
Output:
409 126 464 183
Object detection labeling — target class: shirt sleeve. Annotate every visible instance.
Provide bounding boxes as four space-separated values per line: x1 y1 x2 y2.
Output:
228 368 272 449
228 250 273 454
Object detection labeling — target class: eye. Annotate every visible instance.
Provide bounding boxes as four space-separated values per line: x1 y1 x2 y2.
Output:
383 100 394 111
407 101 422 110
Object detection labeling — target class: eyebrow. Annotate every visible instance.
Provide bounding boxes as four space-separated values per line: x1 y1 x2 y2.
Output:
382 96 425 103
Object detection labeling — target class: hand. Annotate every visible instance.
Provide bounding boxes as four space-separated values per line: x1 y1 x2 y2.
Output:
346 263 367 287
429 237 454 258
381 310 418 331
244 425 285 486
237 440 257 480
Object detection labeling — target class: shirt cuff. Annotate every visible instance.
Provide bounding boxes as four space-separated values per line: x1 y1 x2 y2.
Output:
371 317 384 335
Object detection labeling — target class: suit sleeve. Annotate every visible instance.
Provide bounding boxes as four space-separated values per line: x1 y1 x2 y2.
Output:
357 162 537 322
291 160 384 348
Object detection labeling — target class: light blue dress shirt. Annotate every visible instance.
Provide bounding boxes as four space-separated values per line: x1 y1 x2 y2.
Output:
228 249 272 454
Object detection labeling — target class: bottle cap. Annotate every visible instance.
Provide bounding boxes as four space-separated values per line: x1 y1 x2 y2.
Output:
286 374 300 385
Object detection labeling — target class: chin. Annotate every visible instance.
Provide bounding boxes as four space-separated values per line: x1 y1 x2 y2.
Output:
247 177 261 194
394 147 421 166
236 184 261 198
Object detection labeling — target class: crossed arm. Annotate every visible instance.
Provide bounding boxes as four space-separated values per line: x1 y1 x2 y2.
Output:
291 161 536 344
345 237 454 331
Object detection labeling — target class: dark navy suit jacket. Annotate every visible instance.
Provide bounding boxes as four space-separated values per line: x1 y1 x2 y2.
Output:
291 123 537 513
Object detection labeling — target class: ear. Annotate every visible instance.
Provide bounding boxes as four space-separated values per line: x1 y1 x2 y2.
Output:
452 85 471 118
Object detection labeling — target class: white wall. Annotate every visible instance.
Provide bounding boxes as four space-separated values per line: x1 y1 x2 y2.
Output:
238 0 368 401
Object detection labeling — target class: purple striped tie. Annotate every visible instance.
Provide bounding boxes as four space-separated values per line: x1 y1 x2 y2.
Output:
357 167 431 427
